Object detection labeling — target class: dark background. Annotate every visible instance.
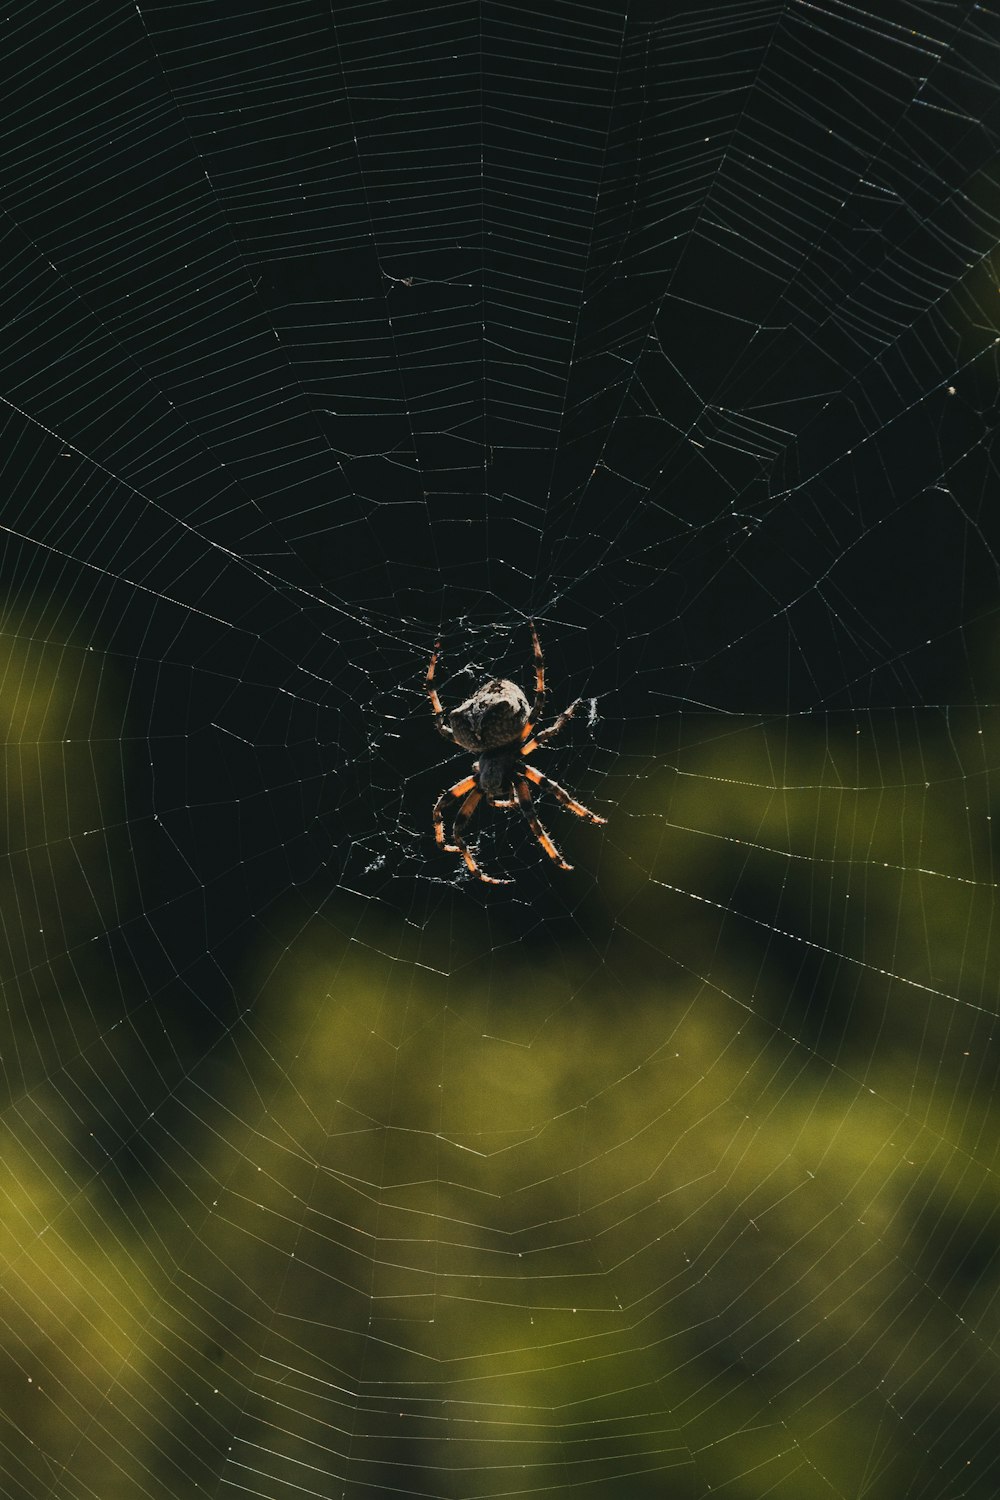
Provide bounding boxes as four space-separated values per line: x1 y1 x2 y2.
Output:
3 1 997 1000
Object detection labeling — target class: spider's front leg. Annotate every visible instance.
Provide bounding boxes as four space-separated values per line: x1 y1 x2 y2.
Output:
488 789 519 809
538 696 585 744
528 621 547 722
426 640 454 741
521 697 585 754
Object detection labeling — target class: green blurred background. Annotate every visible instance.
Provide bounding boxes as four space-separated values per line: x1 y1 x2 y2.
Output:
3 623 997 1499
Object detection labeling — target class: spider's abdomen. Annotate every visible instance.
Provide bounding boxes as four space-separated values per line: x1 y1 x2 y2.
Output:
448 678 529 751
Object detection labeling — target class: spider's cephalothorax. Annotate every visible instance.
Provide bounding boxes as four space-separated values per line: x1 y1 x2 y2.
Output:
426 623 606 884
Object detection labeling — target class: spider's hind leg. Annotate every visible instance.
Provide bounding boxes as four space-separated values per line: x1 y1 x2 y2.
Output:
433 774 477 849
433 774 512 885
515 776 573 871
523 764 607 825
452 797 512 885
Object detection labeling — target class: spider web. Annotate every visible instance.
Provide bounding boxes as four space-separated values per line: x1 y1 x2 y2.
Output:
1 0 999 1495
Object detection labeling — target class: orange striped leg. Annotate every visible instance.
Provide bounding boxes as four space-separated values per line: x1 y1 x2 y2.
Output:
535 697 583 745
432 774 476 848
515 776 572 871
426 641 453 740
453 789 512 885
529 622 546 719
434 777 512 885
523 763 607 824
449 786 483 855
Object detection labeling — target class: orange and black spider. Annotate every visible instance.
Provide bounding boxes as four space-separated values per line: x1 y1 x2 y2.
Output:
426 623 607 885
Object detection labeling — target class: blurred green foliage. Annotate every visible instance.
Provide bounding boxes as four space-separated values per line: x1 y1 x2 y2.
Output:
1 632 998 1497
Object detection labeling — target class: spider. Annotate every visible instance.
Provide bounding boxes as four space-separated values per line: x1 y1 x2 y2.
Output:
427 623 607 884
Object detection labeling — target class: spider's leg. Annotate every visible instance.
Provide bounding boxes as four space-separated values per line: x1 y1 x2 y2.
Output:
432 774 476 848
451 792 512 885
523 763 607 824
515 776 573 871
433 775 512 884
534 697 584 746
529 621 547 721
426 641 455 740
450 786 482 849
